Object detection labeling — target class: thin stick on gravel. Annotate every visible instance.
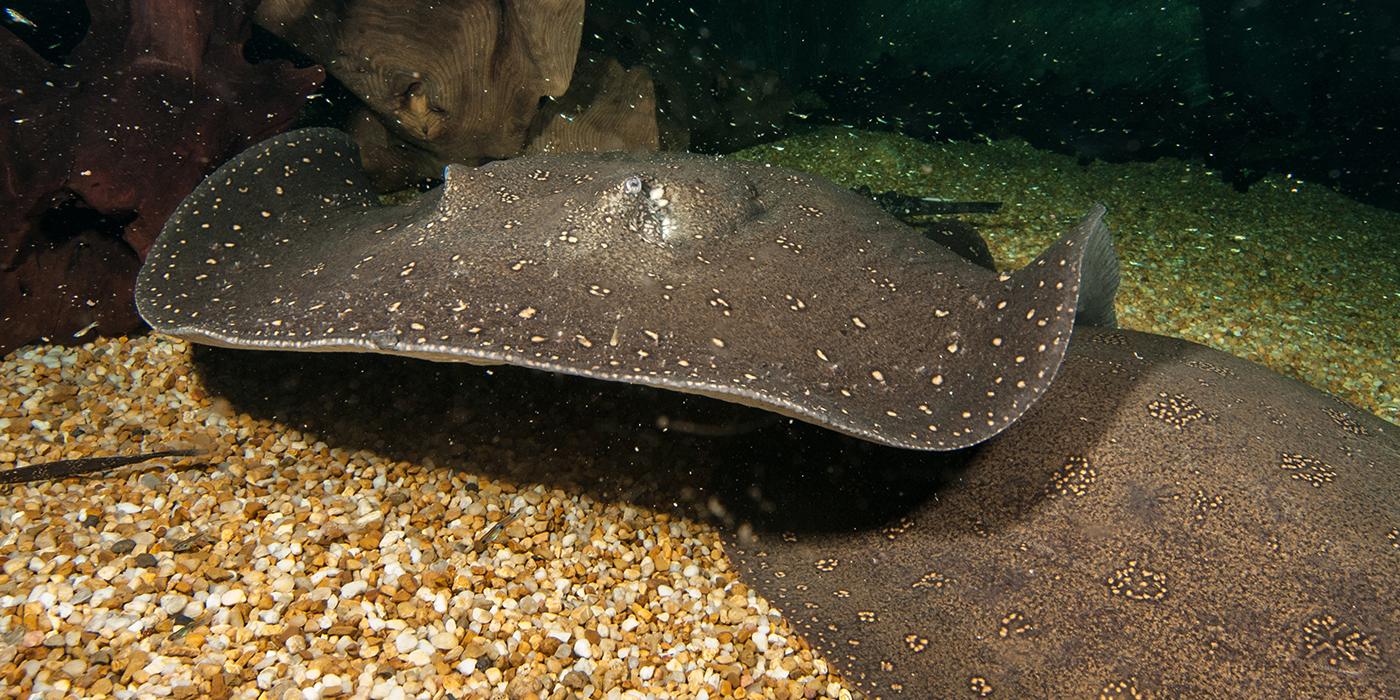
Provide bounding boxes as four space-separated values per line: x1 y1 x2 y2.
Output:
0 449 203 484
470 506 526 554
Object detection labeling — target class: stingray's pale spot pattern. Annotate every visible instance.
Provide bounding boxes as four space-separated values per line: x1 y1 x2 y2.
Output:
137 128 1110 451
725 326 1399 699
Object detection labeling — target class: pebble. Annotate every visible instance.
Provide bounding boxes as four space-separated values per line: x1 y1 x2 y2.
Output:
134 553 157 568
160 594 188 615
430 631 458 651
110 539 135 555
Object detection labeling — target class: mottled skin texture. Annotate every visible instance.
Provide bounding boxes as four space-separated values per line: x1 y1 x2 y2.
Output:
137 128 1104 451
725 326 1399 698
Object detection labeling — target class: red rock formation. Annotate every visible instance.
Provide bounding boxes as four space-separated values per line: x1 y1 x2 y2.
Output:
0 0 323 355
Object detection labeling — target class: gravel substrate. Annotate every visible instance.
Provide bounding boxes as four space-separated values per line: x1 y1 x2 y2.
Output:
0 338 848 698
3 130 1395 699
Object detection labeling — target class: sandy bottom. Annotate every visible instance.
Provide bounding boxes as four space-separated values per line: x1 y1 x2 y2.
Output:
2 130 1395 699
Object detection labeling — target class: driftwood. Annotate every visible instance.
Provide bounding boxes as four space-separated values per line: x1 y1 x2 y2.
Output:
257 0 662 189
526 54 661 155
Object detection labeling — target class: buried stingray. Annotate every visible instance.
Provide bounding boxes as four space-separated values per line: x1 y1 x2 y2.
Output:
136 129 1398 696
725 326 1398 697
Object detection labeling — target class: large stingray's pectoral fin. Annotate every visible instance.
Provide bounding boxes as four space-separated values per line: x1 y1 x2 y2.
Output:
137 128 379 335
1071 204 1121 327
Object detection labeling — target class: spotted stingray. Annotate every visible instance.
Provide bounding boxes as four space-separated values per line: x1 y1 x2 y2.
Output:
725 326 1399 697
137 128 1117 451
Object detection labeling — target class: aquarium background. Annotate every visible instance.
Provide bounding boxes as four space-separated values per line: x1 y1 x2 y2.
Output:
1 1 1398 699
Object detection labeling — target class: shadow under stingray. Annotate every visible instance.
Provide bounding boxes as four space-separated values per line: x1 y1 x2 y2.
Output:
188 323 1139 539
189 341 979 531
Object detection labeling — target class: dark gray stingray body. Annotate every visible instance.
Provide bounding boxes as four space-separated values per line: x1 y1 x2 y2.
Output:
138 128 1112 450
725 326 1399 698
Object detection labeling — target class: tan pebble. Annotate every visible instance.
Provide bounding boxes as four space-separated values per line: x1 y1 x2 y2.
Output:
563 670 589 690
431 631 458 651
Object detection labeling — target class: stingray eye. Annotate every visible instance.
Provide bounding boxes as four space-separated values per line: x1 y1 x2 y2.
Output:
621 175 644 195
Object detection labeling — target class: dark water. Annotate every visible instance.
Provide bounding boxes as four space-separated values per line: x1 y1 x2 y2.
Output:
6 1 1397 206
584 0 1400 209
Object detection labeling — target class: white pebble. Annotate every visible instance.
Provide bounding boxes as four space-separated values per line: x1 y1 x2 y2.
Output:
160 594 188 615
394 630 417 654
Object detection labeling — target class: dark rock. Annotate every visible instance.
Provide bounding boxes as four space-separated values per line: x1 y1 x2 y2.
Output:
0 0 323 354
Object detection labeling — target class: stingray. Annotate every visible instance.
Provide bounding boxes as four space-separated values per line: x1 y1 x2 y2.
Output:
136 127 1118 451
135 128 1397 696
725 326 1399 697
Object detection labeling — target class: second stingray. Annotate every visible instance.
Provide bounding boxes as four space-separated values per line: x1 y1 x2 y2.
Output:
137 128 1118 451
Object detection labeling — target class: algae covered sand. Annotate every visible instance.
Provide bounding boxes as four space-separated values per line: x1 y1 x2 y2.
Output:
737 128 1400 425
